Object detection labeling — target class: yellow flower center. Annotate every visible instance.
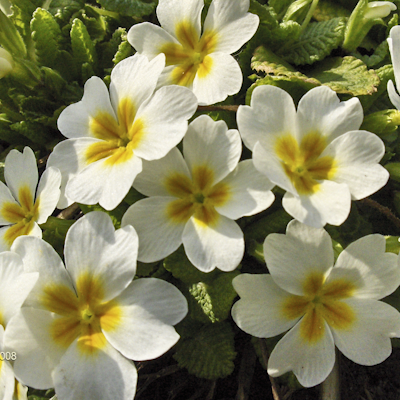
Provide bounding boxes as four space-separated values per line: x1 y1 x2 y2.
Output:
1 185 40 246
165 165 231 227
86 97 145 167
41 271 122 355
275 132 337 195
160 21 217 86
282 271 356 343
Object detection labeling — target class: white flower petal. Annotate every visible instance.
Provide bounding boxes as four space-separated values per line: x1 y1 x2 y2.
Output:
0 326 16 400
231 274 298 338
4 147 38 203
58 77 116 139
268 319 335 388
122 197 185 263
156 0 203 39
332 298 400 366
215 160 275 219
182 214 243 272
133 147 191 197
264 220 334 296
127 22 179 59
53 339 137 400
192 52 242 105
133 85 197 161
0 251 37 327
65 212 138 301
203 0 259 54
237 85 297 151
282 180 351 228
331 234 400 299
388 26 400 93
35 167 61 224
296 86 363 142
11 236 73 309
47 138 94 209
0 181 18 225
183 115 241 183
104 278 187 361
65 151 142 210
5 308 64 389
387 79 400 110
110 53 165 111
325 130 388 200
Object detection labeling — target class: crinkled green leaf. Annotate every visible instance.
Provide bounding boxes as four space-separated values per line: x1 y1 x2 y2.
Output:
96 0 156 17
314 0 350 21
310 56 380 95
361 109 400 139
269 0 295 20
75 9 108 44
70 18 98 75
0 120 28 146
49 0 85 22
278 17 346 65
356 39 389 68
174 321 236 380
41 67 67 97
0 9 26 57
31 8 61 68
113 33 134 65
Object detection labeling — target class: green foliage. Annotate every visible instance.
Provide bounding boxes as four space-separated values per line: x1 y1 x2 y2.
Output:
31 8 62 68
174 320 236 380
96 0 156 17
277 17 346 65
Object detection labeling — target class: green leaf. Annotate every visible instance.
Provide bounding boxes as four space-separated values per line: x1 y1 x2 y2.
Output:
70 18 98 75
49 0 85 23
361 109 400 139
314 0 351 21
310 56 380 96
356 39 389 68
96 0 156 17
174 320 236 380
0 9 26 57
31 8 62 68
10 120 53 146
278 17 346 65
269 0 295 20
385 236 400 254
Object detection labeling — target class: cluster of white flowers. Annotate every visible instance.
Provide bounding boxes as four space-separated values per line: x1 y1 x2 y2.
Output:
1 0 400 398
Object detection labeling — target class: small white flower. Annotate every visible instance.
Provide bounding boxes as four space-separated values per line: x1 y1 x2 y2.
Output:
122 115 275 272
364 1 396 20
0 47 13 78
47 53 197 211
5 211 188 400
0 147 61 251
237 85 389 228
232 220 400 387
387 25 400 109
127 0 259 105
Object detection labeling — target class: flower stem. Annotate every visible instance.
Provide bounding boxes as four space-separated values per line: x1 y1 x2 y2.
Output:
320 351 340 400
299 0 319 36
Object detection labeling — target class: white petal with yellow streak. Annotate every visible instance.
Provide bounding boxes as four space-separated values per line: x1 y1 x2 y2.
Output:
267 318 335 388
183 115 241 184
53 338 137 400
0 181 19 225
264 220 334 296
104 278 187 361
192 52 242 105
65 150 142 211
0 223 41 252
133 85 197 161
182 214 243 272
331 298 400 366
65 212 138 301
4 148 38 204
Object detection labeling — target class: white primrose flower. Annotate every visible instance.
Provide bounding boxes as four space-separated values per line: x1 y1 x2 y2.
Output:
0 147 61 251
231 220 400 388
0 252 38 400
127 0 259 105
237 85 389 228
122 115 275 272
388 25 400 109
47 53 197 211
0 47 13 78
4 211 188 400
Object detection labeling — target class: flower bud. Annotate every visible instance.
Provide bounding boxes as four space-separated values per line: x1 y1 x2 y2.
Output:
0 47 13 78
